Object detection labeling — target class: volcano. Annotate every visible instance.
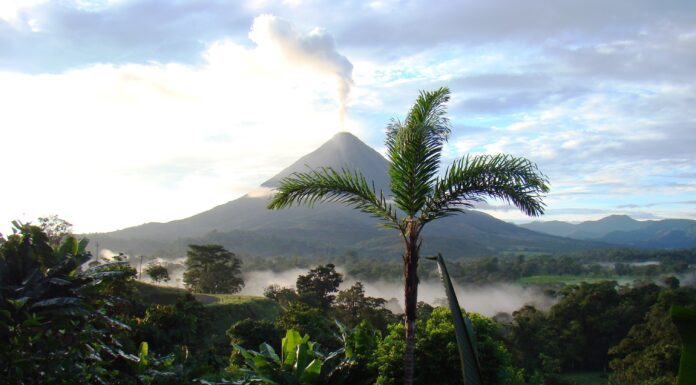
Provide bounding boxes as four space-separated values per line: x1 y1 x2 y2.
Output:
88 132 598 258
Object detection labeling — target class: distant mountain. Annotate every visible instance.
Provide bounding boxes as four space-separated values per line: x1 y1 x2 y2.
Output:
520 215 696 249
87 132 601 259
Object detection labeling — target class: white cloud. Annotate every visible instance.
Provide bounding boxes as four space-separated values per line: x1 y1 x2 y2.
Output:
248 14 353 124
0 15 359 233
0 0 46 22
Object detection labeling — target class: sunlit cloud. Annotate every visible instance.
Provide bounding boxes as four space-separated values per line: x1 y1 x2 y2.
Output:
0 14 358 233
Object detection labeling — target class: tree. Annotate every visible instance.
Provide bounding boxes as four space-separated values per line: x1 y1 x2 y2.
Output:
335 282 392 330
145 263 170 283
276 302 338 348
37 215 73 247
264 284 300 305
268 87 548 384
609 288 696 385
296 263 343 310
183 244 244 294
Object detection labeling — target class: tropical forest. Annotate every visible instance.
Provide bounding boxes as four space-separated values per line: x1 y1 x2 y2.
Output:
2 2 696 384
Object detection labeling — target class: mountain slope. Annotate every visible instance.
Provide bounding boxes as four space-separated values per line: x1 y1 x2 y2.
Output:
88 132 601 258
521 216 696 249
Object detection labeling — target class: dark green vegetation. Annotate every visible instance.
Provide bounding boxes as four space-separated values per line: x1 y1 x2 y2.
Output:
183 244 244 294
145 263 170 283
241 248 696 285
267 87 549 385
671 305 696 385
2 221 695 384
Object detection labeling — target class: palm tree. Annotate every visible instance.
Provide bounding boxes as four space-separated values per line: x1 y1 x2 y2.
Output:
268 87 549 385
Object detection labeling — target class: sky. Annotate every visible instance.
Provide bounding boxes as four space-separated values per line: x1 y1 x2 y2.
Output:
1 0 695 234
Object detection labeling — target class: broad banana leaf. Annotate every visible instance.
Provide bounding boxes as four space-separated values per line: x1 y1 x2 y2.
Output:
428 253 483 385
671 305 696 385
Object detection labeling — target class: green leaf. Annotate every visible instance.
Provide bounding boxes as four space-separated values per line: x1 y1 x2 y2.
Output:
282 329 303 367
29 297 82 310
294 343 311 379
260 342 281 364
299 358 322 383
421 154 548 224
48 277 72 286
77 238 89 254
671 305 696 385
428 253 483 385
267 167 402 231
139 341 149 367
8 297 29 310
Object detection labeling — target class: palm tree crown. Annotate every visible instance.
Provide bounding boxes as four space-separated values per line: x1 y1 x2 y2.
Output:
268 87 548 236
268 87 549 385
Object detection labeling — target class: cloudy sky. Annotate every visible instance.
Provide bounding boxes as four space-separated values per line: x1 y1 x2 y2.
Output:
1 0 695 233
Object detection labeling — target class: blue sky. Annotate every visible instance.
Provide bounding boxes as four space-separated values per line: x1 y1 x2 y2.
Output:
1 0 695 233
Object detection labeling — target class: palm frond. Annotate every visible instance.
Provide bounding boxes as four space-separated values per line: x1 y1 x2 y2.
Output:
421 154 549 224
427 253 483 385
386 87 451 216
267 167 402 231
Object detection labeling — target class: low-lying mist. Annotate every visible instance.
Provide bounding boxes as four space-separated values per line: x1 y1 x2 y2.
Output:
93 250 553 315
240 267 555 317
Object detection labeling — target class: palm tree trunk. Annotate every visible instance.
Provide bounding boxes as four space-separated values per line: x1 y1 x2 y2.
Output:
403 220 419 385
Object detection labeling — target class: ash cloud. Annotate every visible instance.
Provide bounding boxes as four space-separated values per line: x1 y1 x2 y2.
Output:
249 14 353 124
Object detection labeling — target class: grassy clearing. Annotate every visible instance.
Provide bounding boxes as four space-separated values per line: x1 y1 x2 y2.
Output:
135 281 281 351
206 294 268 305
517 275 634 285
206 296 281 339
134 281 189 305
559 371 609 385
135 282 280 320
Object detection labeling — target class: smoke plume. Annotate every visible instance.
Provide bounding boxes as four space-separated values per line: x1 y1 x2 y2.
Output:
249 14 353 124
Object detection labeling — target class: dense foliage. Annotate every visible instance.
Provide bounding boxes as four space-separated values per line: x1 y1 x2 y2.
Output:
3 220 695 384
241 248 696 284
145 263 171 283
0 223 176 384
183 244 244 294
296 263 343 310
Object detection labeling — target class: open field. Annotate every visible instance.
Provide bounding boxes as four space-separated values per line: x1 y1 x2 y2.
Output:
517 275 635 285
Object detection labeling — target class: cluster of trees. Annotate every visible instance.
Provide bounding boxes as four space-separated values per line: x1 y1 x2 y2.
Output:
506 281 696 385
0 222 251 384
234 265 695 384
141 244 245 293
258 264 397 340
227 263 531 384
240 250 694 285
567 248 696 264
0 222 179 383
439 255 691 284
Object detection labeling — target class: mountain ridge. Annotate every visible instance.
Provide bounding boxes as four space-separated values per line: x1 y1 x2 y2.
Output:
87 132 605 258
520 215 696 249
